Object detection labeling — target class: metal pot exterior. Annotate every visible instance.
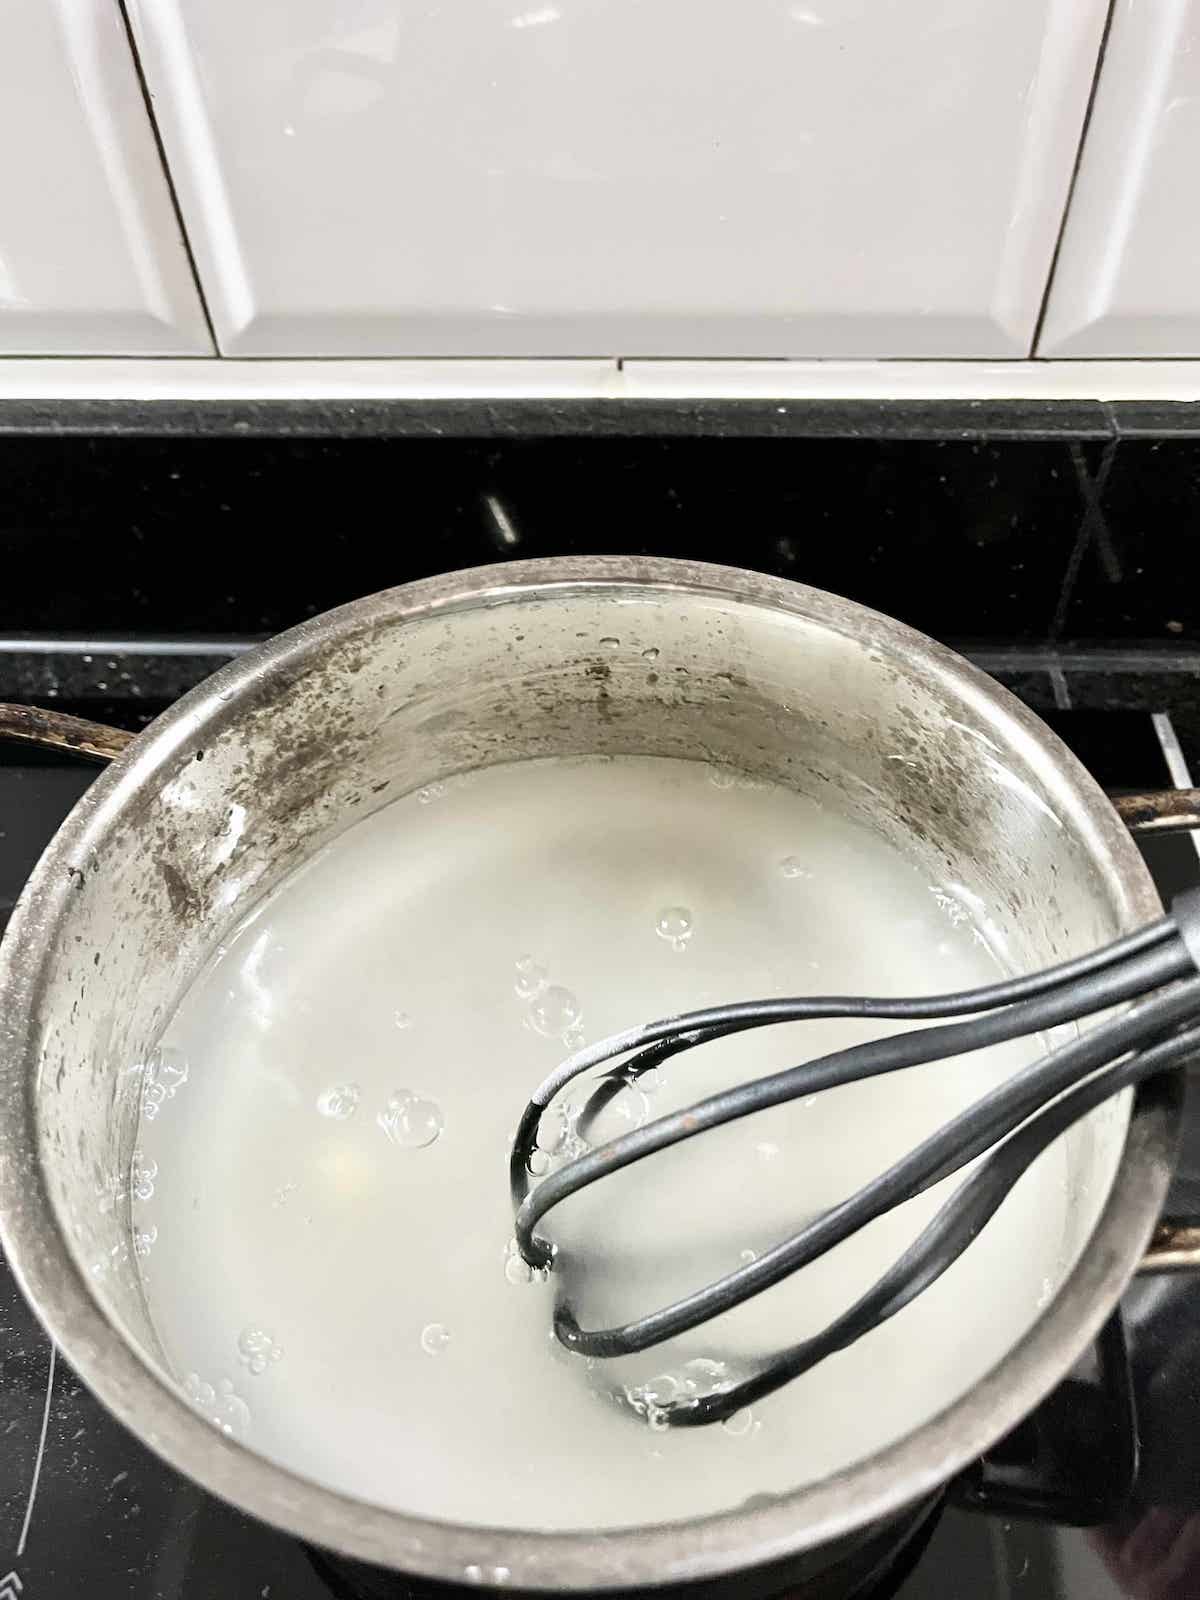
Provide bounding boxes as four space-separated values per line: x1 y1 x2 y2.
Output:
0 558 1180 1591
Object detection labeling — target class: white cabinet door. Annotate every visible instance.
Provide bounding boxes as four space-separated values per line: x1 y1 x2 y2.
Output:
0 1 211 355
1039 2 1200 357
127 1 1106 359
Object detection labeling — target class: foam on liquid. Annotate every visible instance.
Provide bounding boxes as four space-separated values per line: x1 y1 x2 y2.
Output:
132 756 1068 1529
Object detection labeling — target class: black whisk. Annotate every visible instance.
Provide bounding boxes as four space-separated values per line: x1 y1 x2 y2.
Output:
509 892 1200 1427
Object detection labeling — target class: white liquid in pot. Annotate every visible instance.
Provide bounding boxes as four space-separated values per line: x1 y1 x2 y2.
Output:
133 755 1067 1530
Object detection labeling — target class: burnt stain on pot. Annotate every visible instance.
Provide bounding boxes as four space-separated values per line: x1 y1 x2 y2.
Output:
157 859 202 928
584 656 614 722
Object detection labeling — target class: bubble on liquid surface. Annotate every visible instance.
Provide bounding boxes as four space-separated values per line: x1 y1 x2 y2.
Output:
394 1009 412 1030
536 1108 566 1154
598 636 620 650
641 646 660 661
527 1148 552 1177
184 1373 214 1408
624 1380 673 1429
504 1242 533 1286
131 1151 157 1201
133 1225 157 1258
654 907 693 951
638 1066 663 1095
377 1089 444 1149
584 1082 649 1144
779 856 810 880
708 767 736 790
416 783 446 805
527 985 581 1039
214 1379 251 1436
552 1102 590 1160
740 1248 758 1265
140 1044 189 1122
185 1372 251 1438
682 1357 730 1398
722 1409 756 1438
513 955 548 1000
238 1325 283 1375
625 1359 737 1428
316 1082 361 1120
421 1322 451 1355
504 1237 549 1286
638 1373 680 1408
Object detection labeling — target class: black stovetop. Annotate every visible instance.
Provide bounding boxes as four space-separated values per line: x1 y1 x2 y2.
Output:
2 696 1199 1600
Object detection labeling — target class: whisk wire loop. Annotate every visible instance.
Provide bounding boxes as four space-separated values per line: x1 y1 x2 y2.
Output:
510 900 1200 1426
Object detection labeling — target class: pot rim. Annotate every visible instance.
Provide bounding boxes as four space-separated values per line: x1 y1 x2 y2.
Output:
0 556 1179 1589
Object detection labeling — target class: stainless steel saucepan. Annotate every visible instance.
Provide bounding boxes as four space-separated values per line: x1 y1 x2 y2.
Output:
1 557 1197 1598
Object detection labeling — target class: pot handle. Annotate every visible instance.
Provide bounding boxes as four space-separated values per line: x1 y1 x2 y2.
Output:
0 702 133 763
1139 1221 1200 1273
1110 787 1200 1274
5 708 1198 819
1113 788 1200 835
